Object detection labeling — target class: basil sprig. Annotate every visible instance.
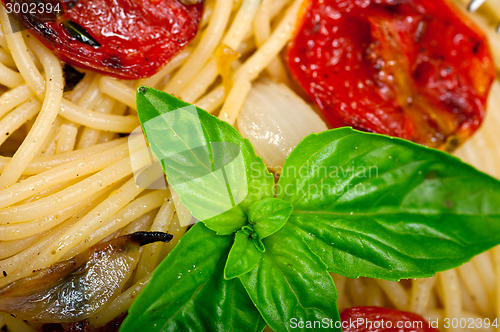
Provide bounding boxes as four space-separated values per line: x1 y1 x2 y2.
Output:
121 87 500 332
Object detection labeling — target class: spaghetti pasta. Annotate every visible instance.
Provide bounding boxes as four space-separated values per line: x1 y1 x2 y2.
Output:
0 0 498 330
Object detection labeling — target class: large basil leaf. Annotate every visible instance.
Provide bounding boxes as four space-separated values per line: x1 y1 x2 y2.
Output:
136 87 274 234
121 223 265 332
277 127 500 280
239 223 340 332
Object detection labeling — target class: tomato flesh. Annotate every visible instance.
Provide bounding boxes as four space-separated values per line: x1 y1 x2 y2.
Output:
286 0 496 150
2 0 203 79
341 306 439 332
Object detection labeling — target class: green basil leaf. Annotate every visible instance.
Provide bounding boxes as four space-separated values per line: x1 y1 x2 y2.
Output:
224 230 264 280
277 127 500 280
136 87 274 234
248 198 293 239
239 223 340 332
121 222 265 332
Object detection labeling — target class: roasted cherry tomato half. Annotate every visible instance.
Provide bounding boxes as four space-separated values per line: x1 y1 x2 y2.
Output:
2 0 203 79
341 306 439 332
287 0 496 150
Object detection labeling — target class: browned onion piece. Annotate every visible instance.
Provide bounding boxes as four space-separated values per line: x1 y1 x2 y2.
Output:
0 232 172 323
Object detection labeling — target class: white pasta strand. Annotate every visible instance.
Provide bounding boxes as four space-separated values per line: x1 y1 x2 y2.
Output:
0 84 33 119
133 199 175 283
0 98 41 146
234 0 303 81
0 37 63 188
59 99 139 132
99 76 137 110
165 0 233 94
0 156 133 223
0 8 44 97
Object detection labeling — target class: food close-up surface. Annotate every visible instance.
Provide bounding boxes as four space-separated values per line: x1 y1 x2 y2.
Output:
0 0 499 331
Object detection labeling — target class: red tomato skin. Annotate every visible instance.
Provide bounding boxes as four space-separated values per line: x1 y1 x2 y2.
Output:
3 0 203 79
341 306 439 332
286 0 496 150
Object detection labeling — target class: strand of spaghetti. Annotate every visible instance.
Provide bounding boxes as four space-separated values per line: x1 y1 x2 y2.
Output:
67 71 96 102
59 99 139 132
0 47 15 67
347 278 367 305
164 0 233 94
157 215 187 260
77 96 116 149
138 48 192 89
455 98 500 177
64 190 167 259
40 117 60 156
0 141 129 208
0 235 39 260
119 210 156 235
20 174 82 204
0 98 41 147
0 84 34 120
133 199 175 283
253 0 272 47
96 97 129 143
410 277 436 315
0 156 133 223
223 0 261 49
493 247 500 332
179 58 218 103
195 84 225 113
375 279 409 310
99 77 136 110
458 262 492 317
0 8 44 97
218 78 251 125
363 279 384 307
330 274 348 310
269 0 292 18
0 189 105 241
266 56 293 85
0 209 85 279
0 24 7 48
0 38 63 188
472 252 496 304
0 137 126 174
179 0 259 102
89 275 151 327
55 124 78 153
0 61 23 88
234 0 303 81
439 270 462 323
39 178 146 263
0 182 120 286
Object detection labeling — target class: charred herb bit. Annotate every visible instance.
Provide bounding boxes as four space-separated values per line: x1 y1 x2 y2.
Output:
0 232 172 323
129 231 174 246
62 20 100 47
63 64 85 92
122 88 500 332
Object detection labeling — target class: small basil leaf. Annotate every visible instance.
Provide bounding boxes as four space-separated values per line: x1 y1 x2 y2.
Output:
202 205 247 236
121 223 265 332
136 87 274 235
248 198 293 239
278 127 500 280
239 224 340 332
224 230 264 280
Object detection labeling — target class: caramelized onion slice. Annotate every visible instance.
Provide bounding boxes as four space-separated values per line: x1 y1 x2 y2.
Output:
0 232 172 323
